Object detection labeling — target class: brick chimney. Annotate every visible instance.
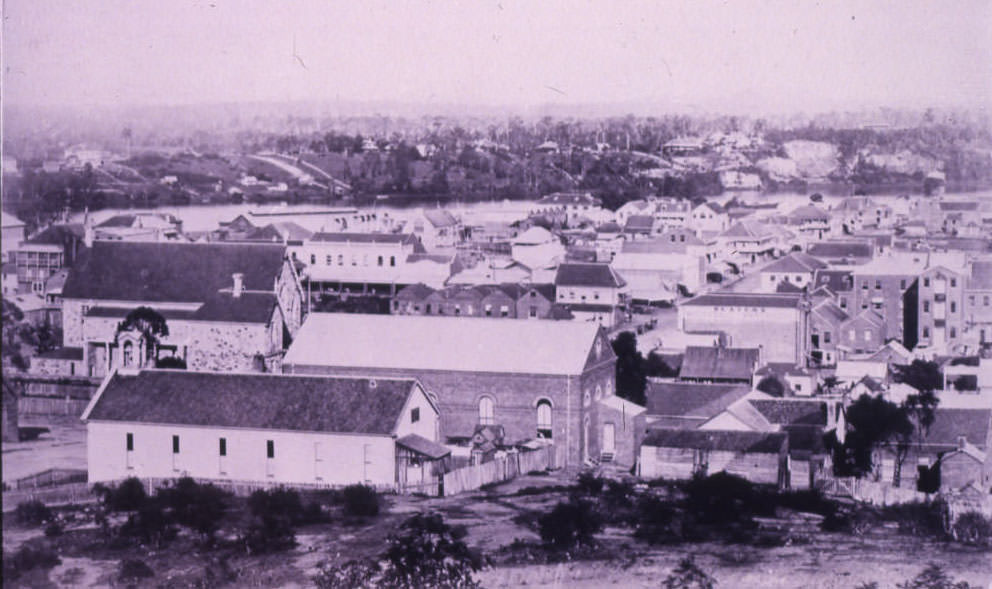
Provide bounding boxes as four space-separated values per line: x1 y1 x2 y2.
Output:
232 273 244 298
958 435 967 450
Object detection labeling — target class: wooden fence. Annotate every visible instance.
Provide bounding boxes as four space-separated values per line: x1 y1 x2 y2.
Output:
2 482 93 510
18 396 91 417
442 445 557 497
820 477 930 506
13 468 87 490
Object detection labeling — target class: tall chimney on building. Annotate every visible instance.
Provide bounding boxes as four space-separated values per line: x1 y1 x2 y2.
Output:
232 273 244 298
83 209 94 248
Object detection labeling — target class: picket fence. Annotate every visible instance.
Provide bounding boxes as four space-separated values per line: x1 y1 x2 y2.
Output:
13 468 87 490
442 445 558 496
2 482 93 509
821 477 930 506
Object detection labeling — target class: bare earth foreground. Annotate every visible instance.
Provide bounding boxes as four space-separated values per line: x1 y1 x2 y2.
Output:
3 421 991 588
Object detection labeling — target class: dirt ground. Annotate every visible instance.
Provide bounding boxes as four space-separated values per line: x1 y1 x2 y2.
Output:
4 464 991 587
3 416 87 484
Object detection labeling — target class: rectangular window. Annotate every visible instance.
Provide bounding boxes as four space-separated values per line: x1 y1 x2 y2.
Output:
378 256 383 266
338 254 344 266
924 278 930 287
923 327 930 338
310 254 316 265
849 329 855 341
839 298 847 309
924 301 930 312
900 280 907 289
411 407 420 423
985 296 990 306
126 433 134 452
875 280 881 290
862 281 868 290
485 304 492 317
219 438 227 456
529 306 538 318
390 256 396 267
266 440 275 459
172 435 180 454
864 330 871 342
950 302 957 313
824 331 832 344
500 305 509 317
950 327 957 338
950 278 957 288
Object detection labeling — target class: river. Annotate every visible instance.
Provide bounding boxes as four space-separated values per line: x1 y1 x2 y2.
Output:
71 190 991 234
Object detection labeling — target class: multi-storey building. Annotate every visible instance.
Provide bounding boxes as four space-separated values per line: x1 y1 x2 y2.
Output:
679 292 809 364
965 260 992 349
916 265 967 353
554 262 628 327
11 224 86 294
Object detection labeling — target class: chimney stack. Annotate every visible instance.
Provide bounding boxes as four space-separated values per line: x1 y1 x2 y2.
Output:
957 435 967 450
232 273 244 298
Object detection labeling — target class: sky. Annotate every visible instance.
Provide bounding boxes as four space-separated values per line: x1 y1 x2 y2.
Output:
3 0 991 114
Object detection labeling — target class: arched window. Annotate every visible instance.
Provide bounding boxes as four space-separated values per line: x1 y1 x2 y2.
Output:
536 400 552 438
122 341 134 367
478 397 495 425
583 389 591 407
595 385 603 400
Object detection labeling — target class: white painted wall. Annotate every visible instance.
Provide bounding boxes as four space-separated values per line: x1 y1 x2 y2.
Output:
87 421 397 487
394 384 441 441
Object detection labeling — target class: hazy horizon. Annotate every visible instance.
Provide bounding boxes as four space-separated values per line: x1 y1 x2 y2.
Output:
3 0 991 116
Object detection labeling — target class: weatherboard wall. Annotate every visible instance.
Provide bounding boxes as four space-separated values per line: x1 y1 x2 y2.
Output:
86 421 397 487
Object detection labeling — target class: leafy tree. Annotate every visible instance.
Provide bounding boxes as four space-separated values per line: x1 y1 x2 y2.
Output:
756 375 785 397
156 477 229 542
612 331 646 405
115 306 169 364
836 394 913 482
662 557 716 589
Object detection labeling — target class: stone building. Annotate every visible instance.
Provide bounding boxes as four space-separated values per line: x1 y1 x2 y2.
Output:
58 241 303 377
679 292 809 364
554 262 628 327
965 260 992 350
282 313 620 468
392 283 558 320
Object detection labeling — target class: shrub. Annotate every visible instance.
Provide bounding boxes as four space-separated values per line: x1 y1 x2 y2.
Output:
95 477 148 511
684 472 756 525
880 501 946 538
897 563 971 589
13 500 52 527
44 521 64 537
634 495 683 544
315 513 480 589
249 488 304 522
242 514 297 554
538 498 603 550
662 557 716 589
119 500 177 547
952 512 992 547
118 558 154 581
3 540 61 581
341 484 379 518
157 477 229 540
575 471 605 495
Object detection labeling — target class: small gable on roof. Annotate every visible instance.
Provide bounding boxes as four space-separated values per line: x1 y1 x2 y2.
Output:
680 346 760 381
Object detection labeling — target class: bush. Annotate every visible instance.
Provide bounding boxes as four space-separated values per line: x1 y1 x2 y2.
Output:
662 557 716 589
575 471 605 495
952 512 992 547
880 501 946 538
2 539 61 581
897 563 972 589
634 495 683 543
94 477 148 511
13 500 52 527
684 472 756 525
538 498 603 550
44 521 64 537
341 484 379 518
119 558 154 581
119 500 177 547
157 477 229 540
242 515 296 554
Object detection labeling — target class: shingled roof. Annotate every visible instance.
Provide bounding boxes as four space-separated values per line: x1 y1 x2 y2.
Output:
763 252 827 274
84 370 421 435
555 262 627 288
680 346 760 381
62 241 287 303
643 428 787 453
645 381 751 418
682 292 803 309
749 399 828 427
